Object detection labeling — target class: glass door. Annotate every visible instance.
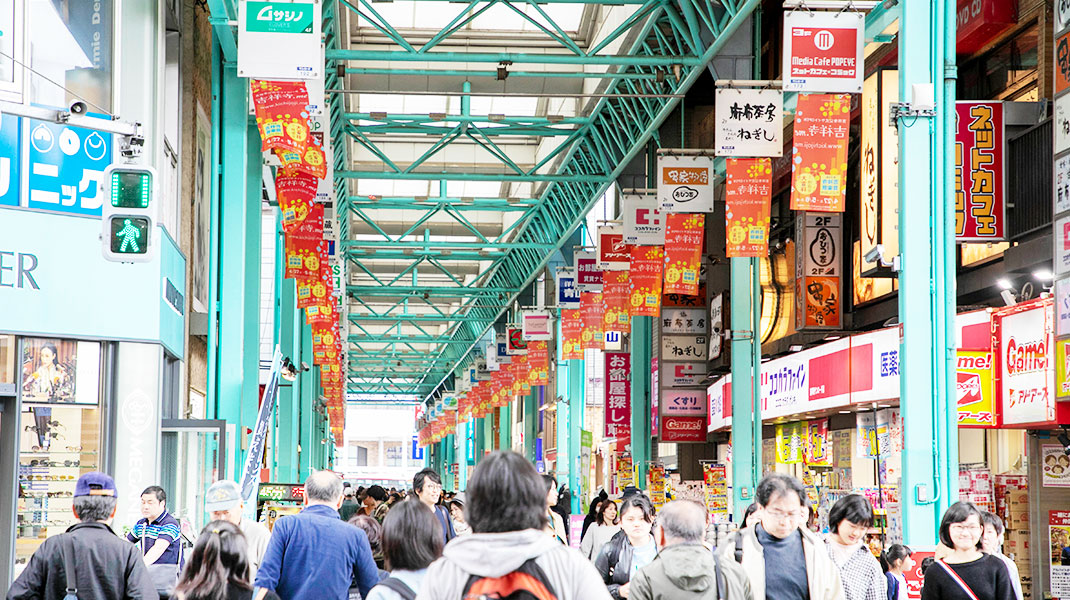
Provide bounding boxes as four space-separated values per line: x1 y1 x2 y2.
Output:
160 419 226 542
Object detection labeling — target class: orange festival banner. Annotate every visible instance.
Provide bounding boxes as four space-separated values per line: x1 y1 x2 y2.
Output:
663 213 704 296
629 246 664 317
581 291 605 350
276 171 319 232
561 309 584 359
725 158 773 257
250 80 310 156
284 203 325 280
603 271 631 333
528 341 550 385
789 94 851 212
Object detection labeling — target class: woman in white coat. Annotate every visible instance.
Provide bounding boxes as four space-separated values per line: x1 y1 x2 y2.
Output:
580 499 620 560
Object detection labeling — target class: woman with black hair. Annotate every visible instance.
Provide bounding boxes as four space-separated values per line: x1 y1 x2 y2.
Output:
825 494 887 600
580 499 621 560
543 474 569 545
921 501 1014 600
582 490 610 540
742 502 761 528
367 499 443 600
883 544 914 600
594 494 658 600
173 521 281 600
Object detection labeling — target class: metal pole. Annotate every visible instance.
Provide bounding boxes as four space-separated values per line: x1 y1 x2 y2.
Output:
630 316 652 488
730 258 757 520
568 361 584 512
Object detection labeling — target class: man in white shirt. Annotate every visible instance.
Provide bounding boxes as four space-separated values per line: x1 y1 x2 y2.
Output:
981 510 1024 600
206 480 272 580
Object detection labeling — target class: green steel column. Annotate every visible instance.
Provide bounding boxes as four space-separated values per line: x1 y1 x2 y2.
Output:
444 434 455 491
557 365 571 492
474 418 486 465
523 392 537 462
298 321 314 479
730 258 760 521
567 364 584 512
482 414 493 454
498 405 511 452
457 419 469 490
630 317 652 489
275 273 300 482
940 0 960 519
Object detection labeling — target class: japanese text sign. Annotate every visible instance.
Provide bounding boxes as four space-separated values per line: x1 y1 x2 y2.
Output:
661 308 707 334
522 311 553 341
661 416 707 443
663 362 708 387
575 251 603 292
22 118 112 216
276 170 319 232
561 309 583 359
251 80 311 158
805 419 832 466
955 102 1006 241
790 94 851 212
629 246 664 317
663 213 704 296
860 69 900 275
556 267 580 309
661 389 706 417
714 88 784 157
996 300 1056 426
795 213 842 329
725 158 772 257
1058 30 1070 96
661 335 708 361
605 352 632 439
782 10 863 94
602 271 632 333
238 1 322 80
1058 339 1070 400
622 194 665 245
597 226 631 270
658 154 715 213
957 351 997 427
580 292 605 351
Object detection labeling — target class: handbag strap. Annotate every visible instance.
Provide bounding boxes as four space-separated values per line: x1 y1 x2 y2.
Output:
61 535 78 599
937 560 980 600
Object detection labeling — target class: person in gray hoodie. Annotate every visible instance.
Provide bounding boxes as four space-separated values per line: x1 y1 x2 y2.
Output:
417 451 611 600
630 500 753 600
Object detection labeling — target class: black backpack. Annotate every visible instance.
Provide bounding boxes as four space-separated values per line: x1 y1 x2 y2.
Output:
461 558 559 600
375 577 416 600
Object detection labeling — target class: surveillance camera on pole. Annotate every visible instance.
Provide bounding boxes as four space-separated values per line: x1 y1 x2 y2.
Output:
101 164 157 263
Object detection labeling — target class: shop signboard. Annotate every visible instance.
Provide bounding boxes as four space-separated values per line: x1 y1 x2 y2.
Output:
1058 29 1070 97
956 0 1017 54
1057 216 1070 276
1057 94 1070 155
555 267 580 309
596 226 630 270
661 415 708 442
859 69 899 276
661 388 706 417
761 356 809 416
713 88 783 157
605 352 631 439
1042 444 1070 487
506 327 527 354
651 358 659 433
521 311 553 341
1059 339 1070 399
661 335 708 361
955 102 1006 241
621 194 665 245
24 117 113 216
238 1 322 80
486 339 500 371
997 300 1056 426
795 213 843 329
782 10 864 94
657 154 714 213
1057 154 1070 215
661 308 707 334
1050 511 1070 597
725 158 773 257
1059 0 1070 31
1061 279 1070 337
957 351 996 427
663 362 707 387
0 113 19 208
710 294 724 360
574 251 602 292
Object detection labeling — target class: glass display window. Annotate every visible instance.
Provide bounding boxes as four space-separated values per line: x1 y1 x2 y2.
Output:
0 334 14 388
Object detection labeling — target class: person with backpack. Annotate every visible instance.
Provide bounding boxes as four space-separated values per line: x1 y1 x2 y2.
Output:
921 502 1014 600
629 500 752 600
883 544 914 600
172 521 281 600
366 499 442 600
594 494 659 599
420 450 611 600
824 494 886 600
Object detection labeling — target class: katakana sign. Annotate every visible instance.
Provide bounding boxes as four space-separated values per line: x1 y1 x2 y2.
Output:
24 118 112 216
954 101 1006 241
782 10 863 94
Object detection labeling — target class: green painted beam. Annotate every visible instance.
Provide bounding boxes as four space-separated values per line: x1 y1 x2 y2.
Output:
347 251 508 260
348 314 491 323
347 113 589 126
337 171 606 183
347 285 520 295
326 48 700 66
346 67 660 79
347 336 475 344
344 240 555 250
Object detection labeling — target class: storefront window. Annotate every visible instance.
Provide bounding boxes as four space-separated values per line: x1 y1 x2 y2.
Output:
958 24 1038 102
0 334 14 387
15 337 102 572
28 0 112 110
0 1 16 88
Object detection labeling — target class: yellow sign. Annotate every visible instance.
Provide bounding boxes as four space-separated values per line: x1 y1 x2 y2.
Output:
1056 340 1070 400
957 351 996 427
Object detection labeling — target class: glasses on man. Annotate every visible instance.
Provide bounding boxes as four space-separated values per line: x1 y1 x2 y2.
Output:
764 507 806 521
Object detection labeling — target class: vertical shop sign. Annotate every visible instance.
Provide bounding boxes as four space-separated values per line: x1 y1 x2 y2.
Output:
804 419 832 466
998 301 1055 425
714 88 784 157
663 213 704 296
1057 154 1070 215
725 158 772 257
776 422 804 464
580 291 605 351
1059 215 1070 276
561 309 584 359
605 352 632 439
957 351 996 426
238 1 321 80
702 463 730 522
710 294 724 360
1058 278 1070 336
579 430 593 504
622 194 665 245
1059 339 1070 399
860 69 900 275
1057 30 1070 96
657 155 715 213
575 251 603 292
597 226 630 270
955 102 1006 240
651 358 660 433
556 267 580 309
602 271 631 333
1057 95 1070 155
795 213 842 328
629 245 664 317
1050 511 1070 597
790 94 851 212
661 388 706 416
782 10 864 94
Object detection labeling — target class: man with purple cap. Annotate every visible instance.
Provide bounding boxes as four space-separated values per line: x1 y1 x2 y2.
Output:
6 472 157 600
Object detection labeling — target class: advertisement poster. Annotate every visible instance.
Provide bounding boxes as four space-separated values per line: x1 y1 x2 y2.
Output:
579 430 593 504
790 94 851 212
714 88 784 157
605 352 632 439
776 422 804 464
597 226 630 271
998 301 1055 425
702 463 730 522
658 155 715 213
629 246 665 317
782 10 864 94
1050 511 1070 597
276 170 319 233
250 80 311 156
616 452 635 491
284 204 326 281
621 194 665 245
957 351 997 426
561 309 583 359
21 338 100 406
954 102 1006 241
648 463 668 507
580 292 605 351
1043 444 1070 487
602 271 632 333
663 213 704 296
804 419 832 466
725 158 773 257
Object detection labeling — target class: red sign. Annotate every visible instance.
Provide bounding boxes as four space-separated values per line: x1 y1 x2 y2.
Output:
956 0 1016 55
276 171 319 232
782 11 863 94
250 80 310 156
660 415 707 442
561 309 583 359
725 158 772 257
605 352 631 439
663 213 704 296
790 94 851 212
603 271 631 333
902 551 935 600
575 253 603 291
1058 30 1070 96
629 246 664 317
955 102 1005 241
527 341 549 386
598 229 631 270
580 291 605 351
284 203 325 281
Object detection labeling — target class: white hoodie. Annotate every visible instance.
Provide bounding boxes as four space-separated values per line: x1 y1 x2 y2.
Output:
416 529 612 600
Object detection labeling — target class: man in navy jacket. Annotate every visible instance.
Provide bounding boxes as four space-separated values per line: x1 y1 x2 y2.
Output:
254 471 379 600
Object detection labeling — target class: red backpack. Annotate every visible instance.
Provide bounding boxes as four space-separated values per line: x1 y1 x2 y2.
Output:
462 558 559 600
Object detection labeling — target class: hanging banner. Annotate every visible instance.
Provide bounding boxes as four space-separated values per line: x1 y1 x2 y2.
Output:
795 213 842 329
954 102 1006 241
661 416 707 442
804 419 832 466
250 80 311 156
957 351 997 427
603 271 632 334
629 246 665 317
522 311 553 341
616 453 635 491
661 308 708 335
661 335 708 361
597 227 631 271
657 155 715 213
238 1 322 80
561 309 584 359
556 267 580 309
284 204 325 280
580 292 605 351
507 327 528 355
725 158 773 257
782 10 864 94
622 194 665 245
776 422 804 464
663 362 708 387
710 294 724 360
714 88 784 157
702 464 730 521
528 341 550 386
648 463 667 507
605 352 632 439
276 170 319 232
575 251 603 292
663 213 704 296
790 94 851 212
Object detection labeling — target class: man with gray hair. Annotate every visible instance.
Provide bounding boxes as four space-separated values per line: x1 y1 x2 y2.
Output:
254 470 379 600
629 501 753 600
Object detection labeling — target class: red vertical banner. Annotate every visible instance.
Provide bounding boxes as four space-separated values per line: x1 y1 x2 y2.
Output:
250 80 311 156
276 171 319 232
790 94 851 212
285 203 325 280
605 352 632 439
581 291 605 350
663 213 705 296
561 309 584 359
725 158 773 257
629 246 664 317
954 102 1005 240
602 271 632 333
528 341 550 386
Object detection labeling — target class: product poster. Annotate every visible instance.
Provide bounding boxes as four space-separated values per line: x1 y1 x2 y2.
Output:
663 213 704 296
804 419 832 466
561 309 583 359
616 452 635 491
657 155 715 213
250 80 311 156
580 292 605 351
527 341 550 386
21 338 80 403
725 158 773 257
1043 444 1070 487
629 245 665 317
702 463 730 522
602 271 632 333
776 422 804 464
648 463 668 508
1050 511 1070 597
790 94 851 212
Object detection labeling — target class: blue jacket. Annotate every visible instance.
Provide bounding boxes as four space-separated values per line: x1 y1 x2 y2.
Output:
254 504 379 600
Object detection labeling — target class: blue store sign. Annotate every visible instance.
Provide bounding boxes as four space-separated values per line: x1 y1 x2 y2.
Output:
0 114 20 208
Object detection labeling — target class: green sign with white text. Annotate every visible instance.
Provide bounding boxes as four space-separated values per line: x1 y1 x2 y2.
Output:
246 2 314 34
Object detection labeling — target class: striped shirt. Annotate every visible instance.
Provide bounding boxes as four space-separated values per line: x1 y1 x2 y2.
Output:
127 511 183 565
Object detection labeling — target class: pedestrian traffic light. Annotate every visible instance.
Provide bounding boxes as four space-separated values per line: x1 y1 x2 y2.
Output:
101 165 157 263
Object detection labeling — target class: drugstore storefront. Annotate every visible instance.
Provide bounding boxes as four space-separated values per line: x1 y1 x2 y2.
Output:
0 208 186 588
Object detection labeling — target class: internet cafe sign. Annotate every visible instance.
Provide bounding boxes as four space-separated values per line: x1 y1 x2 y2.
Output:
782 10 864 94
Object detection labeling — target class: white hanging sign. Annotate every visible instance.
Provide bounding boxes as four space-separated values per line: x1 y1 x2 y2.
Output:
522 311 554 341
782 10 864 94
238 1 322 80
657 155 715 213
714 88 784 157
622 194 665 245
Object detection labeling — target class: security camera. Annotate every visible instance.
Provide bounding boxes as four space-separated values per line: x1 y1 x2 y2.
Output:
864 244 884 265
69 100 88 115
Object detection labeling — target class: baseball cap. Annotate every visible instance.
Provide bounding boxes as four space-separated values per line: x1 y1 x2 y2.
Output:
74 472 117 497
205 480 243 512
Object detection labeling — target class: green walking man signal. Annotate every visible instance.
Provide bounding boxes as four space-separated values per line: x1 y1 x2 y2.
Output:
101 165 157 263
